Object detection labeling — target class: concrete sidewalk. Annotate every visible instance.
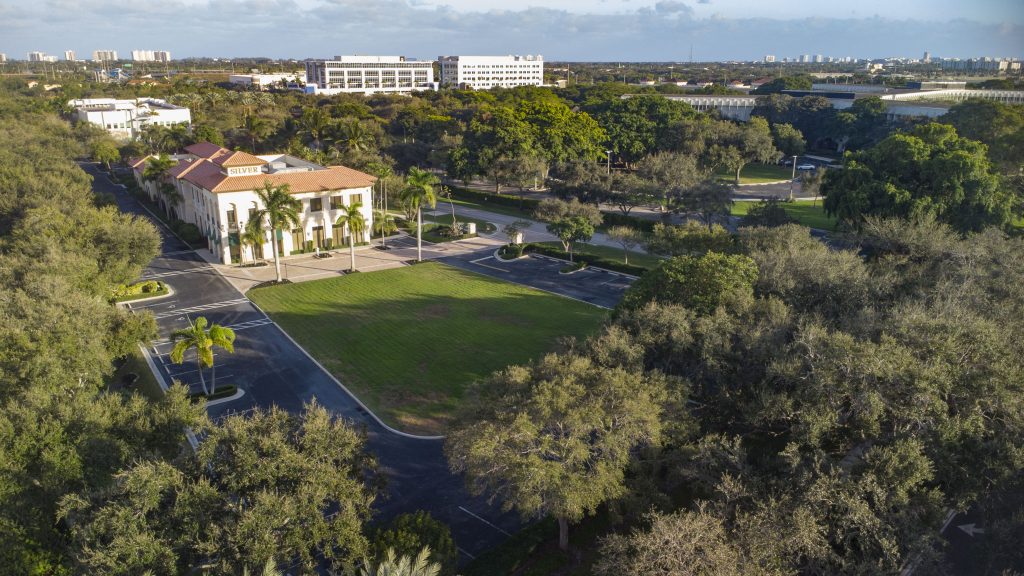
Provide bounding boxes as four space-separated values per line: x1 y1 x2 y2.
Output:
195 232 506 293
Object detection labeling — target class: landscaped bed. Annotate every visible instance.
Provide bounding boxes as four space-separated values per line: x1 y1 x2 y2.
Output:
248 262 607 435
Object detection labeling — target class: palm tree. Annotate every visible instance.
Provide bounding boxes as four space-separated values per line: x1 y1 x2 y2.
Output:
335 202 367 272
239 219 265 266
245 115 273 153
373 209 397 249
142 154 175 210
357 547 440 576
401 167 439 262
169 316 236 396
331 120 375 154
298 106 330 151
251 181 302 283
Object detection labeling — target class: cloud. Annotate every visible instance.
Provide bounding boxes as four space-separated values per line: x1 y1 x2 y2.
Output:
0 0 1020 61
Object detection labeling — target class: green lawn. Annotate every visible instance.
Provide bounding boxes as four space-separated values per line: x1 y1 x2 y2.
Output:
534 241 664 270
248 263 607 435
715 163 794 184
440 197 535 220
731 199 838 231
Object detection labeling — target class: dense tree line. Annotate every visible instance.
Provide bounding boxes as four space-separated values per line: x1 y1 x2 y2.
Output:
449 218 1024 573
0 81 422 575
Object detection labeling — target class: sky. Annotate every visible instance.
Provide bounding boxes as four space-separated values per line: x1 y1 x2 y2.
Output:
1 0 1021 61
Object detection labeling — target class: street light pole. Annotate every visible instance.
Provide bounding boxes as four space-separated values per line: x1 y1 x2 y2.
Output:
606 150 612 175
788 155 798 202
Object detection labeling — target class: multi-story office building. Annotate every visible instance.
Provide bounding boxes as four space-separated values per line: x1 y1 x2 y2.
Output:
229 72 307 90
68 98 192 139
92 50 118 61
0 54 6 63
800 54 811 63
813 54 824 63
941 58 1020 72
764 55 776 63
132 50 172 62
28 51 53 62
438 55 544 89
130 142 376 264
305 56 434 95
64 50 76 61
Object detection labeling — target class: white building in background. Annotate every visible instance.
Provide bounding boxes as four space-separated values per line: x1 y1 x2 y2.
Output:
132 50 172 62
64 50 76 61
130 142 376 264
229 72 307 90
304 55 434 95
764 55 776 63
68 98 192 139
0 54 6 63
92 50 118 61
438 54 544 90
28 51 56 62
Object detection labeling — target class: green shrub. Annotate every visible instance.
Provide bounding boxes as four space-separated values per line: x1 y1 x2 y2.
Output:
172 221 204 246
739 199 798 228
498 243 525 259
371 511 458 575
524 244 647 276
109 280 167 303
600 211 656 233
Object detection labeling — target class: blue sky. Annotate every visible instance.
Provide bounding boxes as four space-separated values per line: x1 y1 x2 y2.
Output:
1 0 1021 61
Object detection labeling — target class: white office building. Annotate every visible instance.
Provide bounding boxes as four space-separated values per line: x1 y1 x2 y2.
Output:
92 50 118 61
0 54 6 63
64 50 76 61
130 142 376 264
229 72 307 90
132 50 172 62
304 56 434 95
68 98 192 139
764 55 776 63
438 55 544 89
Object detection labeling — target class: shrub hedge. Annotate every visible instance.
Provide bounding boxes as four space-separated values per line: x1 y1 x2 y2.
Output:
524 243 647 276
448 186 540 212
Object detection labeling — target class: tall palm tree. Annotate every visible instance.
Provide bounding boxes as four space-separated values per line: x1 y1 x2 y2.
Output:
401 167 439 262
373 209 397 249
358 548 440 576
239 219 265 266
142 154 176 210
334 201 367 272
251 181 302 283
169 316 236 396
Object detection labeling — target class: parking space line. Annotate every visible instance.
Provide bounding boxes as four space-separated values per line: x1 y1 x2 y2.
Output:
458 506 512 536
469 256 509 272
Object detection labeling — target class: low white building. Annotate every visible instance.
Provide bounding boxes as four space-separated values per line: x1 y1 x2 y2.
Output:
438 55 544 90
132 50 172 62
229 72 307 90
92 50 118 61
304 55 434 95
69 97 192 139
132 142 376 264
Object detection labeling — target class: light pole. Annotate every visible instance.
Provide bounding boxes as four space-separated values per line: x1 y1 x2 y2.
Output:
606 150 612 175
788 155 798 201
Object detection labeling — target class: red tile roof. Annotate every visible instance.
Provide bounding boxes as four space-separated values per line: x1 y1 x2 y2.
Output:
184 142 227 158
211 149 267 168
173 154 375 194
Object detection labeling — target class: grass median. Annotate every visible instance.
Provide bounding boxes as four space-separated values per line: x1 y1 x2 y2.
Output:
248 262 607 435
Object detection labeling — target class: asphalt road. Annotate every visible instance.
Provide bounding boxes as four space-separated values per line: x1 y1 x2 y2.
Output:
85 163 523 563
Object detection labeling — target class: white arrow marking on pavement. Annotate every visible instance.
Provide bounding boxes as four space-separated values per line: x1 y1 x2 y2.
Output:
957 523 985 537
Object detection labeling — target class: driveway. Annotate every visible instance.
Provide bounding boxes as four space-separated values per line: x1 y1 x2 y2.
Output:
84 163 522 562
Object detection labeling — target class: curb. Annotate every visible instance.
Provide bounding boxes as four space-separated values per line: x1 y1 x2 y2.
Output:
528 253 641 280
735 179 795 187
205 387 246 407
137 342 200 451
118 284 175 307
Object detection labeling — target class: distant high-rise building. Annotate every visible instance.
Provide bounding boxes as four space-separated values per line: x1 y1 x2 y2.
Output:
64 50 76 61
132 50 172 62
92 50 118 62
813 54 824 63
800 54 811 63
28 51 46 62
0 54 7 63
764 55 776 63
923 51 932 63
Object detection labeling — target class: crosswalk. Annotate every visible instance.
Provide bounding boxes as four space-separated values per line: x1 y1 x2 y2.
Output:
152 298 251 319
140 265 214 280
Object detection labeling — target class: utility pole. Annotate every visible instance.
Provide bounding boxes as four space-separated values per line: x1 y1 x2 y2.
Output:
788 155 798 201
